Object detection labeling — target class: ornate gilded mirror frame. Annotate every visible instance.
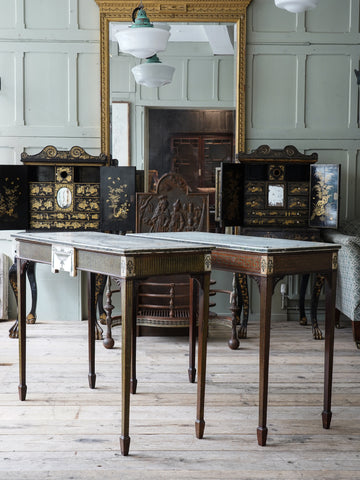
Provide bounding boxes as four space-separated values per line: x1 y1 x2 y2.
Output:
94 0 253 156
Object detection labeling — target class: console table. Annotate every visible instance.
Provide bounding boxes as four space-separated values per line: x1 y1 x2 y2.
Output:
12 231 212 456
131 231 340 446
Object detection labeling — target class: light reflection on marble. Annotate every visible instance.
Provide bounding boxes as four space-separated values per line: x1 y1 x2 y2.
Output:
131 231 341 253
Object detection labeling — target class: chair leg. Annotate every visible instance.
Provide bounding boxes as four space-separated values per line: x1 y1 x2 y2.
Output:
103 276 115 349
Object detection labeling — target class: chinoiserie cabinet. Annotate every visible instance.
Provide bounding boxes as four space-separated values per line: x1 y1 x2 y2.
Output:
216 144 340 342
1 145 140 339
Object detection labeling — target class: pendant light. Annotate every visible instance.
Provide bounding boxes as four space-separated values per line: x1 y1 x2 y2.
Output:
132 55 175 88
274 0 319 13
115 5 170 59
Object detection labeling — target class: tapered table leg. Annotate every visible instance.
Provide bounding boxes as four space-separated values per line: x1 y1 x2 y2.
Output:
18 259 28 401
257 276 273 446
195 272 210 439
120 278 133 456
88 272 96 389
322 269 337 429
188 277 197 383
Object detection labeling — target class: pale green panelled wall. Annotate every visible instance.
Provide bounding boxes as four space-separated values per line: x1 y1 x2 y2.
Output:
0 0 100 321
0 0 359 322
246 0 360 221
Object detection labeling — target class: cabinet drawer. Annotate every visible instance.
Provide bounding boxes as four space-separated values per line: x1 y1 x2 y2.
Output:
288 182 309 195
288 196 308 209
244 217 309 227
244 196 265 208
244 181 265 194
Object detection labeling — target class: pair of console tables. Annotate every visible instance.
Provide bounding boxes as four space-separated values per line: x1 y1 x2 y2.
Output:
13 230 340 454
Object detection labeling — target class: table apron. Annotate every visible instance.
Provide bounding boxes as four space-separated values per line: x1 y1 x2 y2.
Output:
211 249 338 276
16 241 211 278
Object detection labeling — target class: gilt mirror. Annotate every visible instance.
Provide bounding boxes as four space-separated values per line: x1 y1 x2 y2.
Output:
95 0 252 184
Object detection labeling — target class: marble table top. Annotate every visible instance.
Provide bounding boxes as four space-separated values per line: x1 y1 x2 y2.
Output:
131 231 341 254
12 231 212 255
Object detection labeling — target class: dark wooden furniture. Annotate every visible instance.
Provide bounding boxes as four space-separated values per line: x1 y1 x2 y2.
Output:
104 172 235 357
12 230 211 456
2 145 138 339
170 134 233 231
132 231 340 447
217 145 340 341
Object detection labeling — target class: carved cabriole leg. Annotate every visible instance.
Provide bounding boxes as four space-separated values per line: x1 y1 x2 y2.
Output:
257 275 274 447
96 274 107 326
120 278 133 456
194 271 210 440
8 261 18 338
9 260 38 339
322 269 337 430
299 274 310 326
188 277 197 383
26 262 37 324
310 274 325 340
236 273 249 340
87 272 96 390
18 259 28 401
103 276 115 349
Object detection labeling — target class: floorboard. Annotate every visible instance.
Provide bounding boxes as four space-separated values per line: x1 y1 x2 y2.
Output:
1 315 359 479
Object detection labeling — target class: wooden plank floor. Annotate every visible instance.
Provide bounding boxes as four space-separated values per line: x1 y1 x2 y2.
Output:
1 315 360 479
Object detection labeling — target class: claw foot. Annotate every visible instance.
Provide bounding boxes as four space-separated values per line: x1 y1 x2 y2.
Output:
26 313 36 324
299 316 307 326
95 321 103 340
238 325 247 339
312 325 324 340
9 320 19 339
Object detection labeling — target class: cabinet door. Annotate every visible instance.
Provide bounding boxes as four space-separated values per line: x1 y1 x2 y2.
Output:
219 163 244 227
309 164 340 229
100 166 136 233
0 165 28 230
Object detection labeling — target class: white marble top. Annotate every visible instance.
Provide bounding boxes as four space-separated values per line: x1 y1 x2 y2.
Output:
12 231 212 255
131 232 341 254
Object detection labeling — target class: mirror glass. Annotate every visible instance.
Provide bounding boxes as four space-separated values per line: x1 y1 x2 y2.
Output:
110 21 236 197
96 0 251 162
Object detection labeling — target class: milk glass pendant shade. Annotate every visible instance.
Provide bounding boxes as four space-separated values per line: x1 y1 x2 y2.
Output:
115 7 170 59
274 0 319 13
132 55 175 88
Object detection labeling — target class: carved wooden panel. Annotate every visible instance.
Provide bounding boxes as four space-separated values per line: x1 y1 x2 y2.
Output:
136 172 209 233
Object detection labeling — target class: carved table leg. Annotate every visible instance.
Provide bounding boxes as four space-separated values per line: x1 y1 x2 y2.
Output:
310 274 325 340
96 274 107 326
299 274 310 326
236 273 249 340
9 260 38 339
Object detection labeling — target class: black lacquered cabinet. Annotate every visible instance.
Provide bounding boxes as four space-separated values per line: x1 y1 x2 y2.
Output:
0 146 138 233
216 144 340 238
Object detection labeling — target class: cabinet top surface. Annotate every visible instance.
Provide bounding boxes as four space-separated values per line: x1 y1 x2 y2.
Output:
12 231 212 256
131 232 340 254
